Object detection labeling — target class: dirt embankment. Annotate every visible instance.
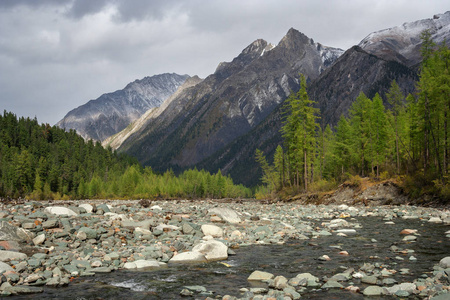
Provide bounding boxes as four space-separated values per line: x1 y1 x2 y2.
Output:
287 179 442 207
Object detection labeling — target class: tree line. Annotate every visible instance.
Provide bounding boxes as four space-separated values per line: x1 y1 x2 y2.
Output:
256 31 450 200
0 112 251 200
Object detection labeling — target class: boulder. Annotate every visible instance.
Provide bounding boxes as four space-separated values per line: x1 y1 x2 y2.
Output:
169 251 207 264
192 240 228 261
79 204 93 214
201 224 223 238
44 207 77 217
209 207 241 224
439 257 450 269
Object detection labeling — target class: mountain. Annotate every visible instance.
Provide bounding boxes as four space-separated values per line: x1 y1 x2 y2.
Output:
116 29 344 171
102 75 204 150
199 46 419 186
57 73 189 141
358 11 450 66
115 12 448 186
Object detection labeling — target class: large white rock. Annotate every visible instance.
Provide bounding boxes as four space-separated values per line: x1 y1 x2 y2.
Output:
201 224 223 238
439 256 450 268
169 251 207 264
209 207 241 224
192 240 228 261
78 204 93 213
44 206 78 217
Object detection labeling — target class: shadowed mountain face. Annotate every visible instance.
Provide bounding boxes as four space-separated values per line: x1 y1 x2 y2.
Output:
57 73 189 141
117 28 343 171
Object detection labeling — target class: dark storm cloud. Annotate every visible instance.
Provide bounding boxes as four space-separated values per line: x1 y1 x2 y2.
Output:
0 0 449 126
66 0 111 19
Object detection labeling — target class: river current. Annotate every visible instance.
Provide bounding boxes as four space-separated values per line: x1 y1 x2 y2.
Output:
9 216 450 299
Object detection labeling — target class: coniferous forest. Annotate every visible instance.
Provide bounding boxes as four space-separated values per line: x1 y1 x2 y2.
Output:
256 32 450 201
0 112 251 200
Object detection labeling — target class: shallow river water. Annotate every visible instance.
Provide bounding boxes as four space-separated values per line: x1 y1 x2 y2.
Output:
9 216 450 299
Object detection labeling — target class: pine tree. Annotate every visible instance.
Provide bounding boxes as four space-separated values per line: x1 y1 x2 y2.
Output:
386 80 405 174
349 92 372 177
281 74 319 191
370 93 389 177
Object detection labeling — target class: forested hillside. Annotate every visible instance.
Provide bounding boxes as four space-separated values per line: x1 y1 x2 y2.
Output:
0 112 251 199
256 32 450 201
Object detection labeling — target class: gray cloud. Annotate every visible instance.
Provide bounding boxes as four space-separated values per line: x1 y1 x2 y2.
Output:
0 0 448 125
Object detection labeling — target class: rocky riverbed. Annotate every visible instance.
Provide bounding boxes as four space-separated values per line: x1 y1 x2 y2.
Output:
0 198 449 299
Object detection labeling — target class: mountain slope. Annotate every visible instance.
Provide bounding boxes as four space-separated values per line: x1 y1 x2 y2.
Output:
102 76 203 150
57 73 189 141
118 29 343 171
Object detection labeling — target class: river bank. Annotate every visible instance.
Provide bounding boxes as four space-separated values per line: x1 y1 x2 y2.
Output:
0 198 449 299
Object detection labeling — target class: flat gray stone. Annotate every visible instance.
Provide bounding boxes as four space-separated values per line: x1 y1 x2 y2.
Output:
0 261 13 273
4 286 43 295
322 280 344 289
0 221 22 241
363 286 384 296
362 275 378 285
134 260 161 269
0 250 27 262
247 270 274 281
78 227 97 240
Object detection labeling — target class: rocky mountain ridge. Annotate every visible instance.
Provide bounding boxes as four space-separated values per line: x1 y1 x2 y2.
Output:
117 28 343 171
57 73 189 141
359 11 450 66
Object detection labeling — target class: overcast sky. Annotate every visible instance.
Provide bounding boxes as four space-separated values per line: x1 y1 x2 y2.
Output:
0 0 448 125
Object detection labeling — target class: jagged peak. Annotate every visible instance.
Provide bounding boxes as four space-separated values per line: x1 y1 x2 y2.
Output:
278 27 310 49
241 39 268 55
